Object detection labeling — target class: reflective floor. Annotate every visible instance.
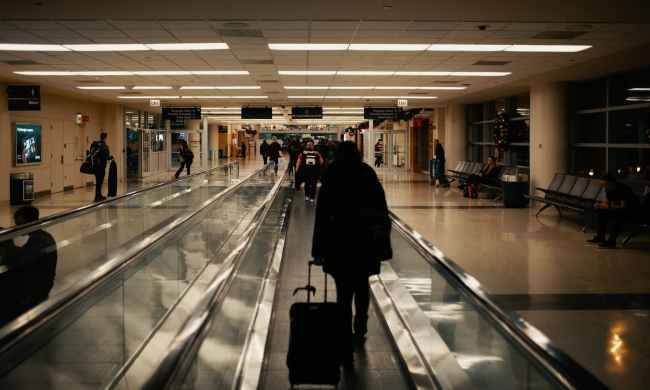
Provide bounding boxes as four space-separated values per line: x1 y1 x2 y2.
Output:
0 159 252 228
377 169 650 389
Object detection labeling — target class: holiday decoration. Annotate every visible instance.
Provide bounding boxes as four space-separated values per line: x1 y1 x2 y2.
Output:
494 111 511 150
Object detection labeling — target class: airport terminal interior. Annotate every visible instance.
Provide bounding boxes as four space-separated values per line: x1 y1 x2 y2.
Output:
0 1 649 389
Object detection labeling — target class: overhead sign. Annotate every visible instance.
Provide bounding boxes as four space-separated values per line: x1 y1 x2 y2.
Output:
162 106 201 129
292 106 323 119
397 99 408 107
150 99 161 107
241 106 272 119
7 85 41 111
364 106 400 120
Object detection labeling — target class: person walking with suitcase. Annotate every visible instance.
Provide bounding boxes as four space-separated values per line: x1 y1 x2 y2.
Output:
260 139 270 165
89 132 111 202
312 141 392 367
268 137 282 175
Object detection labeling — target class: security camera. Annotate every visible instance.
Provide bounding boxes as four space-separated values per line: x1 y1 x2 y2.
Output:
478 25 488 31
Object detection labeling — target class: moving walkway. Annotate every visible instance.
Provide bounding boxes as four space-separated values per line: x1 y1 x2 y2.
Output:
0 168 608 390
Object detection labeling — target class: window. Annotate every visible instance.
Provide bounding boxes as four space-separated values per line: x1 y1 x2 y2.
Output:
569 66 650 178
466 94 530 167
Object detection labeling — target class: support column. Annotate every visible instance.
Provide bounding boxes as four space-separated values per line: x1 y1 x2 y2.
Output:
0 87 10 202
444 104 467 175
187 119 202 168
530 83 568 195
202 117 208 168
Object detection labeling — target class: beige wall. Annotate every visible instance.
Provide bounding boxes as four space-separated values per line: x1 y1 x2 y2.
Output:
530 82 568 195
0 87 124 202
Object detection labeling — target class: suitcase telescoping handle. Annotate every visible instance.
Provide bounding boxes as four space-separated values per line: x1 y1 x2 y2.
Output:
291 260 328 303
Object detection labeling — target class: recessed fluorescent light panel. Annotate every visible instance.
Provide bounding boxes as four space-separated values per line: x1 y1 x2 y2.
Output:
118 96 180 99
180 86 261 90
14 70 249 76
288 96 437 100
76 86 126 90
428 44 509 52
348 44 430 51
279 70 509 77
505 45 591 52
269 43 349 50
286 86 466 90
146 43 229 50
132 86 174 90
0 44 71 51
64 44 150 51
628 88 650 91
0 42 229 52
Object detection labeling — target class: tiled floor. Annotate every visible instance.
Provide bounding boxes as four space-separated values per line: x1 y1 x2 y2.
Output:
376 168 650 389
259 192 413 390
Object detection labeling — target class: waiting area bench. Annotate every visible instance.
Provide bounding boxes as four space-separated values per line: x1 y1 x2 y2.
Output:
527 174 606 217
447 161 529 202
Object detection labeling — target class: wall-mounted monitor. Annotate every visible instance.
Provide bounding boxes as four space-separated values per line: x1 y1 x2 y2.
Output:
241 107 272 119
7 85 41 111
14 123 43 166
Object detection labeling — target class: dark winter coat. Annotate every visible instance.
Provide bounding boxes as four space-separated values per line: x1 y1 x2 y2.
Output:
312 160 392 277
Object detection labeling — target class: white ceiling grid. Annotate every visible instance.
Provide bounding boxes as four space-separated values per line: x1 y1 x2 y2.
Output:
0 19 648 107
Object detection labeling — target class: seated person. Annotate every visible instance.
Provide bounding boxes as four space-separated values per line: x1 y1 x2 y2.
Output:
465 157 499 198
0 206 58 326
587 173 640 248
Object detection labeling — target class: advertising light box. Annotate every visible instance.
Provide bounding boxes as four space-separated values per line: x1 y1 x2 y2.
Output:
14 123 43 166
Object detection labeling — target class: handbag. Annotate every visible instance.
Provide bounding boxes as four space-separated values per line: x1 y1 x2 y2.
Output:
80 160 94 175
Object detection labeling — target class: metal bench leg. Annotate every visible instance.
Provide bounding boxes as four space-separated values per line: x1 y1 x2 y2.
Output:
535 203 552 217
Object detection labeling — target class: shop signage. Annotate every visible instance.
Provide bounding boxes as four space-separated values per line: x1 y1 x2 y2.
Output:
397 99 408 107
162 106 201 129
364 106 400 120
150 99 161 107
292 106 323 119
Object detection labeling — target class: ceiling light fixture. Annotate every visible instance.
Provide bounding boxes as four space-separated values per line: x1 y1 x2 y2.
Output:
428 44 509 52
180 86 261 90
146 43 229 50
14 70 250 76
348 44 430 51
269 43 349 50
63 44 150 51
76 86 126 90
132 86 174 90
628 88 650 91
180 96 268 99
288 95 437 100
278 70 337 75
118 96 180 99
0 43 70 51
337 71 395 76
505 44 591 52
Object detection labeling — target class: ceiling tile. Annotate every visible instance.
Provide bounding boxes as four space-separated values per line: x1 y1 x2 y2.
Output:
311 20 360 30
60 20 116 30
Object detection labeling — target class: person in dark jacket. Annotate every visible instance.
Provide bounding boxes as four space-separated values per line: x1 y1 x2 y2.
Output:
268 137 282 174
91 132 111 202
175 140 194 179
260 139 270 165
312 141 392 366
296 141 323 202
588 173 641 248
432 139 449 187
0 206 57 327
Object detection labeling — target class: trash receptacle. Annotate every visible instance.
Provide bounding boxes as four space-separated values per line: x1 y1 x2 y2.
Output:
10 172 34 205
502 174 528 208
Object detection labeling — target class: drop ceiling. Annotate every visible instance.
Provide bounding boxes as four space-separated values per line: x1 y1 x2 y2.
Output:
0 18 649 108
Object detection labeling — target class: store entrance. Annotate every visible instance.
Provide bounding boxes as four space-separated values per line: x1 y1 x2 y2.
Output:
375 130 408 171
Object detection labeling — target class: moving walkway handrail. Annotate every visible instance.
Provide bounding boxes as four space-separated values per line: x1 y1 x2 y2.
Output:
140 172 288 390
0 161 240 240
388 210 608 390
0 165 257 361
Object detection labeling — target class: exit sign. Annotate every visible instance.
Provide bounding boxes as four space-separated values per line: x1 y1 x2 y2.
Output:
397 99 408 107
150 99 161 107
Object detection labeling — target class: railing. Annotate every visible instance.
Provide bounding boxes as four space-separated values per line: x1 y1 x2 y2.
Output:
0 161 239 240
0 163 256 370
384 210 609 390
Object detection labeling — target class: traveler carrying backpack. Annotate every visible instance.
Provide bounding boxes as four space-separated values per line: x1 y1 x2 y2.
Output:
287 261 344 387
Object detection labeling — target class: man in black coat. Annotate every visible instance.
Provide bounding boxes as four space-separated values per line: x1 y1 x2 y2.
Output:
91 132 111 202
312 141 392 366
0 206 57 327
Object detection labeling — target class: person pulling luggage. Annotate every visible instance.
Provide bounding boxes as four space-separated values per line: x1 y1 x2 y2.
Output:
312 141 392 367
89 132 111 202
175 140 194 179
268 137 282 174
296 141 323 202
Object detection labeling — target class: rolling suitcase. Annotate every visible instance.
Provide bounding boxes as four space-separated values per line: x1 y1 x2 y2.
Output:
107 160 117 197
287 261 344 387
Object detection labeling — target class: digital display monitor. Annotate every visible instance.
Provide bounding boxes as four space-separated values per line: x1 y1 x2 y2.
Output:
241 107 272 119
15 123 42 165
7 85 41 111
